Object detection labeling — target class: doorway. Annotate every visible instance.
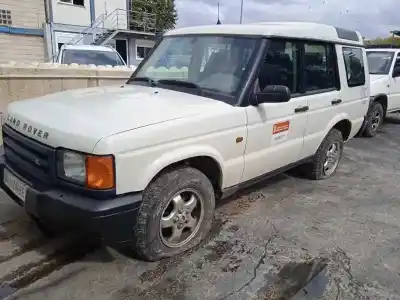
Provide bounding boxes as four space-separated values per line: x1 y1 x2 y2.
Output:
116 39 128 64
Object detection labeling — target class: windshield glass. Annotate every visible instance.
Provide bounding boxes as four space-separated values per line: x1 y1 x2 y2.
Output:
366 51 394 74
62 49 125 66
128 35 260 104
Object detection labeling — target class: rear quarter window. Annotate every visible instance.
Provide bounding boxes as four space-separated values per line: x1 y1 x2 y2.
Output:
342 47 365 87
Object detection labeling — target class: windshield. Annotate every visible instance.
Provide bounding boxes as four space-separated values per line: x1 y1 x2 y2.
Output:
61 49 125 66
128 35 260 104
366 51 394 75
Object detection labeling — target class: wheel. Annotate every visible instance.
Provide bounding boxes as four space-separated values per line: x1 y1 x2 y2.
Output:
305 128 344 180
363 102 383 137
133 167 215 261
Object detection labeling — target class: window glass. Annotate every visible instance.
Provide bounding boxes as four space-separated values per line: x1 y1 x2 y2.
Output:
62 49 125 66
258 40 299 93
394 54 400 68
137 46 152 60
304 43 336 91
132 35 259 102
343 47 365 87
366 51 394 74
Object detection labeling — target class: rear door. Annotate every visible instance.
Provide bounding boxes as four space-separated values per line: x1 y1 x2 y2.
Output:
299 41 343 158
339 46 369 135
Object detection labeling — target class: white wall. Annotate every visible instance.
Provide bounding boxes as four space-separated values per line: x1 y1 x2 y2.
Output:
52 0 91 27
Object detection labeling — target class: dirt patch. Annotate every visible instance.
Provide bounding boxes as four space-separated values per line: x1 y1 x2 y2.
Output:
139 216 228 283
255 257 329 300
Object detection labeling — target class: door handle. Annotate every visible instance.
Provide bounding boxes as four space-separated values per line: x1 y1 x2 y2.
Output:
294 106 309 113
331 99 342 105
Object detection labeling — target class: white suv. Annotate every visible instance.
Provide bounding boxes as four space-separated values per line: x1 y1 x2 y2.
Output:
362 47 400 136
0 22 369 261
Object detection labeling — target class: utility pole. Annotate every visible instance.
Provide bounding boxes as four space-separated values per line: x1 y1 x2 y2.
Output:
217 1 221 24
239 0 243 24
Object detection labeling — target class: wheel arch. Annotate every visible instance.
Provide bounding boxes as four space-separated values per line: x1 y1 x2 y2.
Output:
143 147 224 196
372 94 388 116
324 114 353 142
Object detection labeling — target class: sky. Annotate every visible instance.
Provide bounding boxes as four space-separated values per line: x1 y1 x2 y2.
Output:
175 0 399 39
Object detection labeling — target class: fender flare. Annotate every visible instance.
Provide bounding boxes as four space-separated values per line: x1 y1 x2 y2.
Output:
142 145 225 190
323 113 351 139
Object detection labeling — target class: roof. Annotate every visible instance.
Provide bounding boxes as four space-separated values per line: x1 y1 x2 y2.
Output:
61 44 117 52
165 22 364 46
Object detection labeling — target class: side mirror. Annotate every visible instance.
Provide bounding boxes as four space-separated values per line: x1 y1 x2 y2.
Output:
393 67 400 78
253 85 291 105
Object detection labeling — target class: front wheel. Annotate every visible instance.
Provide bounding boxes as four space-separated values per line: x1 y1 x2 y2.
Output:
304 128 344 180
132 167 215 261
364 102 383 137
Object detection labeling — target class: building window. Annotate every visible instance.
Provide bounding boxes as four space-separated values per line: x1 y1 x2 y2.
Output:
0 9 12 26
136 46 152 60
59 0 84 6
342 47 365 87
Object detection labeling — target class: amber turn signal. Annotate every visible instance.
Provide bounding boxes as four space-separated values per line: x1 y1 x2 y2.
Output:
85 155 115 189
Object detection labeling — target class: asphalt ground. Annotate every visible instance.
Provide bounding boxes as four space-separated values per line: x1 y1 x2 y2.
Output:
2 115 400 300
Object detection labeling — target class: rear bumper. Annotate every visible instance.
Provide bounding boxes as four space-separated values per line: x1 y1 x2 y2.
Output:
0 156 142 244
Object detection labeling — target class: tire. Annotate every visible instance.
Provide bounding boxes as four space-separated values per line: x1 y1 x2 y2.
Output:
132 167 215 261
363 102 383 137
305 128 344 180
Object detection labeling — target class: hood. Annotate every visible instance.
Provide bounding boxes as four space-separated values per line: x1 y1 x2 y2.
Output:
4 85 232 153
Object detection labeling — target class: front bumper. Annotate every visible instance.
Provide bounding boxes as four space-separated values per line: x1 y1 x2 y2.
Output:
0 156 142 244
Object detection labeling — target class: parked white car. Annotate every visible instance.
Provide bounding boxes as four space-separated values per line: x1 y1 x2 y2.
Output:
361 47 400 136
54 44 127 67
1 22 369 261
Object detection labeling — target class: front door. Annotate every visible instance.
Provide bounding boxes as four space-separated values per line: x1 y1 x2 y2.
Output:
242 39 308 182
300 42 343 158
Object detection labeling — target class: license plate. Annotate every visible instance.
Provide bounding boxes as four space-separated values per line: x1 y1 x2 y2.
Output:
3 168 28 202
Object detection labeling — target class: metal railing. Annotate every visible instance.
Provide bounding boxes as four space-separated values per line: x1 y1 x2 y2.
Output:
65 9 157 46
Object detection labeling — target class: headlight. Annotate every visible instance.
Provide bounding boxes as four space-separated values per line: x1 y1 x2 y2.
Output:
56 149 115 190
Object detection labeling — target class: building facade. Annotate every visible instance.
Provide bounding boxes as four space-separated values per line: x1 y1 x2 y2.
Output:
44 0 157 66
0 0 46 64
0 0 157 65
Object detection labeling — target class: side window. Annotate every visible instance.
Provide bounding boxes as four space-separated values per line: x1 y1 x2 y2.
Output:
394 54 400 68
304 43 337 91
257 40 299 94
342 47 365 87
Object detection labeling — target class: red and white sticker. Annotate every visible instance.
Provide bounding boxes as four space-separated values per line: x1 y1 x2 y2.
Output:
272 121 290 142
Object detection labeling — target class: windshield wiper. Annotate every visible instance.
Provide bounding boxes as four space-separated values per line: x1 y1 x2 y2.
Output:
128 76 157 87
157 79 201 90
157 79 203 95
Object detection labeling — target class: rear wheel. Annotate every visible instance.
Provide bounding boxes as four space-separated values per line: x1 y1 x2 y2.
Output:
132 167 215 261
364 102 383 137
304 128 344 180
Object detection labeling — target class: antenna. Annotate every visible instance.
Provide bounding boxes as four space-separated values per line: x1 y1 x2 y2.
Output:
217 1 221 24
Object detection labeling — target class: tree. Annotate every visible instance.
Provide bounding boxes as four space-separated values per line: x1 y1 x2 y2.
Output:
130 0 177 33
366 36 400 47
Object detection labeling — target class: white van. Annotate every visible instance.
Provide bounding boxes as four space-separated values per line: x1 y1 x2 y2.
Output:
1 22 369 261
